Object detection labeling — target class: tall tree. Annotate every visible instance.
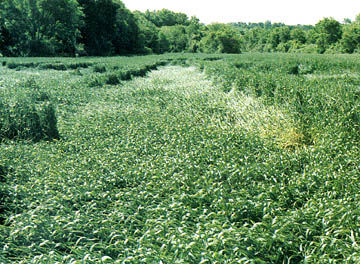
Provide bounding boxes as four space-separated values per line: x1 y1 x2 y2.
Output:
40 0 84 55
290 28 306 44
268 26 291 50
113 3 142 54
0 0 83 56
314 17 342 53
0 17 13 56
133 11 160 54
186 16 205 52
341 23 360 53
200 24 242 54
242 27 269 51
78 0 141 56
78 0 118 55
356 14 360 24
159 25 189 52
144 9 189 27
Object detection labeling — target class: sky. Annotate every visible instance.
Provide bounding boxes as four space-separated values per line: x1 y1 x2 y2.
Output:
121 0 360 25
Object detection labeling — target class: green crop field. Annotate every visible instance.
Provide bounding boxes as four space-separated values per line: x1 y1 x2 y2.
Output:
0 53 359 263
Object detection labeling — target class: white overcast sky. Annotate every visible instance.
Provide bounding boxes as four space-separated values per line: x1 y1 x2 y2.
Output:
122 0 360 25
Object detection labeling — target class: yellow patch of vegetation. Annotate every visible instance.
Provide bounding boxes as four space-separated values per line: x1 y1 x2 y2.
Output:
224 90 305 150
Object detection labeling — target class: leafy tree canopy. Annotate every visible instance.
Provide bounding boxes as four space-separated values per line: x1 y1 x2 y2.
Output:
0 1 360 56
200 24 242 54
341 23 360 53
315 17 343 44
0 0 83 56
144 9 190 27
78 0 141 56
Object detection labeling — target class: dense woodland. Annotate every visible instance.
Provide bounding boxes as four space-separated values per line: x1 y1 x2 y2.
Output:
1 0 360 56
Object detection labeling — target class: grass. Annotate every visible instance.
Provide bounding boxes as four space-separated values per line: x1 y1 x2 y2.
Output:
0 53 359 263
0 77 59 142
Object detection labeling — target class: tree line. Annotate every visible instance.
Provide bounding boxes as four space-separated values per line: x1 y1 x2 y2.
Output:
234 16 360 54
0 0 359 57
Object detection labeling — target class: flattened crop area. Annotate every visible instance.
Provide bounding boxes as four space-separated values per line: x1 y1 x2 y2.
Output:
1 54 360 263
